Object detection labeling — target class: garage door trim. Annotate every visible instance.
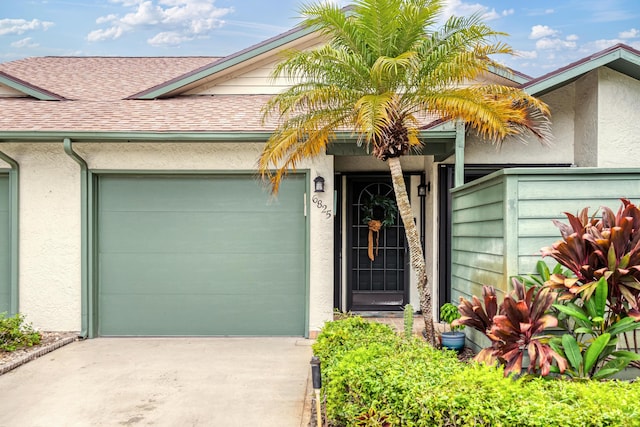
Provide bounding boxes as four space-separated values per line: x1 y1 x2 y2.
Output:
86 170 310 337
0 165 18 316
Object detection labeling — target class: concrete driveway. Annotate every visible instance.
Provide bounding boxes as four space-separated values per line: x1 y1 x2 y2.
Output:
0 337 313 427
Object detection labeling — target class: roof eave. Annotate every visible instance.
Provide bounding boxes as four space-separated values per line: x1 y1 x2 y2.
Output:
0 129 454 144
523 44 640 96
0 71 66 101
128 24 317 100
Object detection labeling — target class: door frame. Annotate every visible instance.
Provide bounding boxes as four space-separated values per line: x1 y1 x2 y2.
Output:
340 172 417 312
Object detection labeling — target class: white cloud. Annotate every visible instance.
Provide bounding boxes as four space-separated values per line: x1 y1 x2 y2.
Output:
529 25 559 39
0 18 54 36
535 37 577 50
442 0 512 22
566 34 579 41
10 37 39 48
110 0 145 6
147 30 191 46
515 50 537 59
88 0 233 47
481 9 498 21
582 38 624 52
96 14 119 25
482 8 512 21
620 28 640 39
87 26 124 42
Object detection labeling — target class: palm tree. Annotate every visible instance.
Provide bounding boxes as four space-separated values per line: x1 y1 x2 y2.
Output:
258 0 552 345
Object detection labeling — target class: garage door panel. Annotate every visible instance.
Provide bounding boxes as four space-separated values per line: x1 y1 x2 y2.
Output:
100 252 305 294
99 211 304 254
98 174 307 336
100 176 303 213
100 293 305 336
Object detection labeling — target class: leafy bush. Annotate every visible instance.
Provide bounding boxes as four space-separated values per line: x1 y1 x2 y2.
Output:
548 275 640 379
455 199 640 379
314 317 640 427
541 198 640 319
0 312 41 352
439 302 462 332
313 316 398 379
539 199 640 377
455 278 564 377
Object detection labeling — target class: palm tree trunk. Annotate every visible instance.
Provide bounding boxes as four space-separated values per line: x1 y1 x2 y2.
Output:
387 156 436 346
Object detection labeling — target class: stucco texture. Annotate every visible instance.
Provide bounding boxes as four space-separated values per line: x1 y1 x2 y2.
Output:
2 142 334 335
463 86 575 165
2 143 81 331
598 68 640 167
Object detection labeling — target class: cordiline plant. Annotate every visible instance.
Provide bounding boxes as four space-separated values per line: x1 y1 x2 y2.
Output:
542 198 640 359
548 277 640 379
541 198 640 321
455 278 566 377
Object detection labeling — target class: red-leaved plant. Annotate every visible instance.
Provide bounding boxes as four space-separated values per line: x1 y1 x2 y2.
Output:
455 278 566 377
541 198 640 321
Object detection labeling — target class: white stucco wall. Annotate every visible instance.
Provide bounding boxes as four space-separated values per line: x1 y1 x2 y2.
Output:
574 71 599 167
597 67 640 167
462 86 575 165
1 143 82 331
3 142 334 335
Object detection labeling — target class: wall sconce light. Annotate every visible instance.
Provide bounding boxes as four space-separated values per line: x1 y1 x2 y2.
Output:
417 182 430 197
314 176 325 193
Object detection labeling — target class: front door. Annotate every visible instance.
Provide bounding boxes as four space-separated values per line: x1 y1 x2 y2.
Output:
347 176 408 311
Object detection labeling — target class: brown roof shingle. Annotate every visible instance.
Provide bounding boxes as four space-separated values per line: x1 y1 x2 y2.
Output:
0 95 276 133
0 57 219 101
0 56 441 136
0 56 283 134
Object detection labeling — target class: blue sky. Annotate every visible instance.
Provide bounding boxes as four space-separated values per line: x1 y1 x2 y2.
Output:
1 0 639 77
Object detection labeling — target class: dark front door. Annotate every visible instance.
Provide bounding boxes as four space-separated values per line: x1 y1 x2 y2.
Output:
347 176 408 311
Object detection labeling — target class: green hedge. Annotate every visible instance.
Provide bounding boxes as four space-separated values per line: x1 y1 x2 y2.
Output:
313 317 640 427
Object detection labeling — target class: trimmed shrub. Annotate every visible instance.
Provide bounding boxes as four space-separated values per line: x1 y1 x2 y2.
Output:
314 317 640 427
0 312 41 352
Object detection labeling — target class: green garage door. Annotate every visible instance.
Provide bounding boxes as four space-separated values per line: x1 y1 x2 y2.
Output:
97 174 306 336
0 175 10 314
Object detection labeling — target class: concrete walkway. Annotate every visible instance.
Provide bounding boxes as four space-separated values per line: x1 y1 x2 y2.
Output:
0 337 313 427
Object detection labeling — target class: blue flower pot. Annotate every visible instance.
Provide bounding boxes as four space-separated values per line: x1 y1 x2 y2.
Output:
441 331 465 352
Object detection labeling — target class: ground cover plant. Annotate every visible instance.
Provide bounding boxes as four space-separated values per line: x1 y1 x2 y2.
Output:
313 316 640 426
0 312 41 352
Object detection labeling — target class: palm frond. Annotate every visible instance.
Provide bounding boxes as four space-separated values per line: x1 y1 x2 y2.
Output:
416 13 511 86
420 86 552 145
369 51 418 91
354 92 394 142
258 110 352 193
271 45 370 90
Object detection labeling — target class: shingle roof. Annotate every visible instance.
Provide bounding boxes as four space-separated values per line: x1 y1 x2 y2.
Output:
523 44 640 96
0 56 288 134
0 56 219 101
0 95 276 132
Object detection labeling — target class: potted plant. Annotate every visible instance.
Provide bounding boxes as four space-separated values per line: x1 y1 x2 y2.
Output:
439 302 465 352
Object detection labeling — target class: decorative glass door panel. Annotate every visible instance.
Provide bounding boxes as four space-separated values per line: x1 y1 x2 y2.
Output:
347 177 408 310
